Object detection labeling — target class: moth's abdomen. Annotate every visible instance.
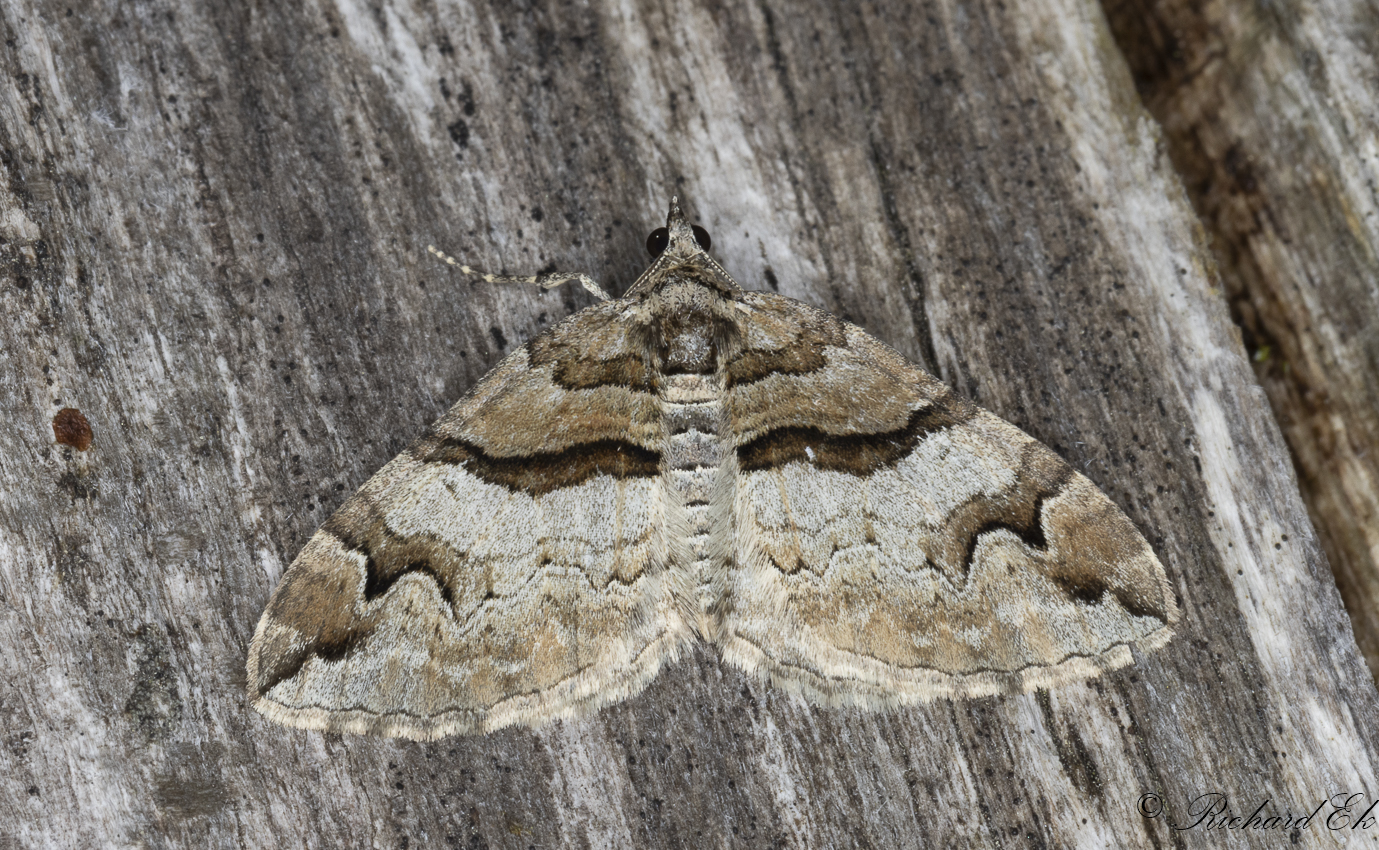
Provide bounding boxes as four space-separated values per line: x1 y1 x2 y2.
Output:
659 372 733 637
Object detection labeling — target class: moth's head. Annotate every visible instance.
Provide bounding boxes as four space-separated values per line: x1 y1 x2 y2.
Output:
645 197 712 262
624 196 739 299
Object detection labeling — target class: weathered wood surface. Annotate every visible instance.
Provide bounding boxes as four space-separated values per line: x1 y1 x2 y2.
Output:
1104 0 1379 683
1 0 1375 847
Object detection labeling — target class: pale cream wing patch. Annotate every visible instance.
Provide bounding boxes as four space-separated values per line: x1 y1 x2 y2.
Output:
720 297 1178 705
247 301 690 739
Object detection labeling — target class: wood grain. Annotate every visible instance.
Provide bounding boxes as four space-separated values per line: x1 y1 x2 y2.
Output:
1104 0 1379 682
1 0 1374 846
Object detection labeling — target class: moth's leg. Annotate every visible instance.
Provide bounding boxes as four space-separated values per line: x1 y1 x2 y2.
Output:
427 245 611 301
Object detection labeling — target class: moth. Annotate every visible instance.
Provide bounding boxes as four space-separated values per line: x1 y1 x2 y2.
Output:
248 199 1177 739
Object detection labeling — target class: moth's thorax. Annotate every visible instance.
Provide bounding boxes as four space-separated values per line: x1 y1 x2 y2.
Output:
641 276 744 377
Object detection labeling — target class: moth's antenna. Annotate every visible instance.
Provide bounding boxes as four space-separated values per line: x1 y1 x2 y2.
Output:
427 245 610 301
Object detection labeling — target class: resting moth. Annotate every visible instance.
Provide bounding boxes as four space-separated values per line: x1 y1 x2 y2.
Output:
247 198 1177 739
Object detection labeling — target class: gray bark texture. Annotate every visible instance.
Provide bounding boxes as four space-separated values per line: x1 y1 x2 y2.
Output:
1104 0 1379 681
1 0 1376 847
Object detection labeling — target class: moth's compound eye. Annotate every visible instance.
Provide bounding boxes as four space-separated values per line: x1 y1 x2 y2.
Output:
646 227 669 257
692 225 712 252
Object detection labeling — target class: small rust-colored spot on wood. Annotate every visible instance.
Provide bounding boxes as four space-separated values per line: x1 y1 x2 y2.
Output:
53 407 93 451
